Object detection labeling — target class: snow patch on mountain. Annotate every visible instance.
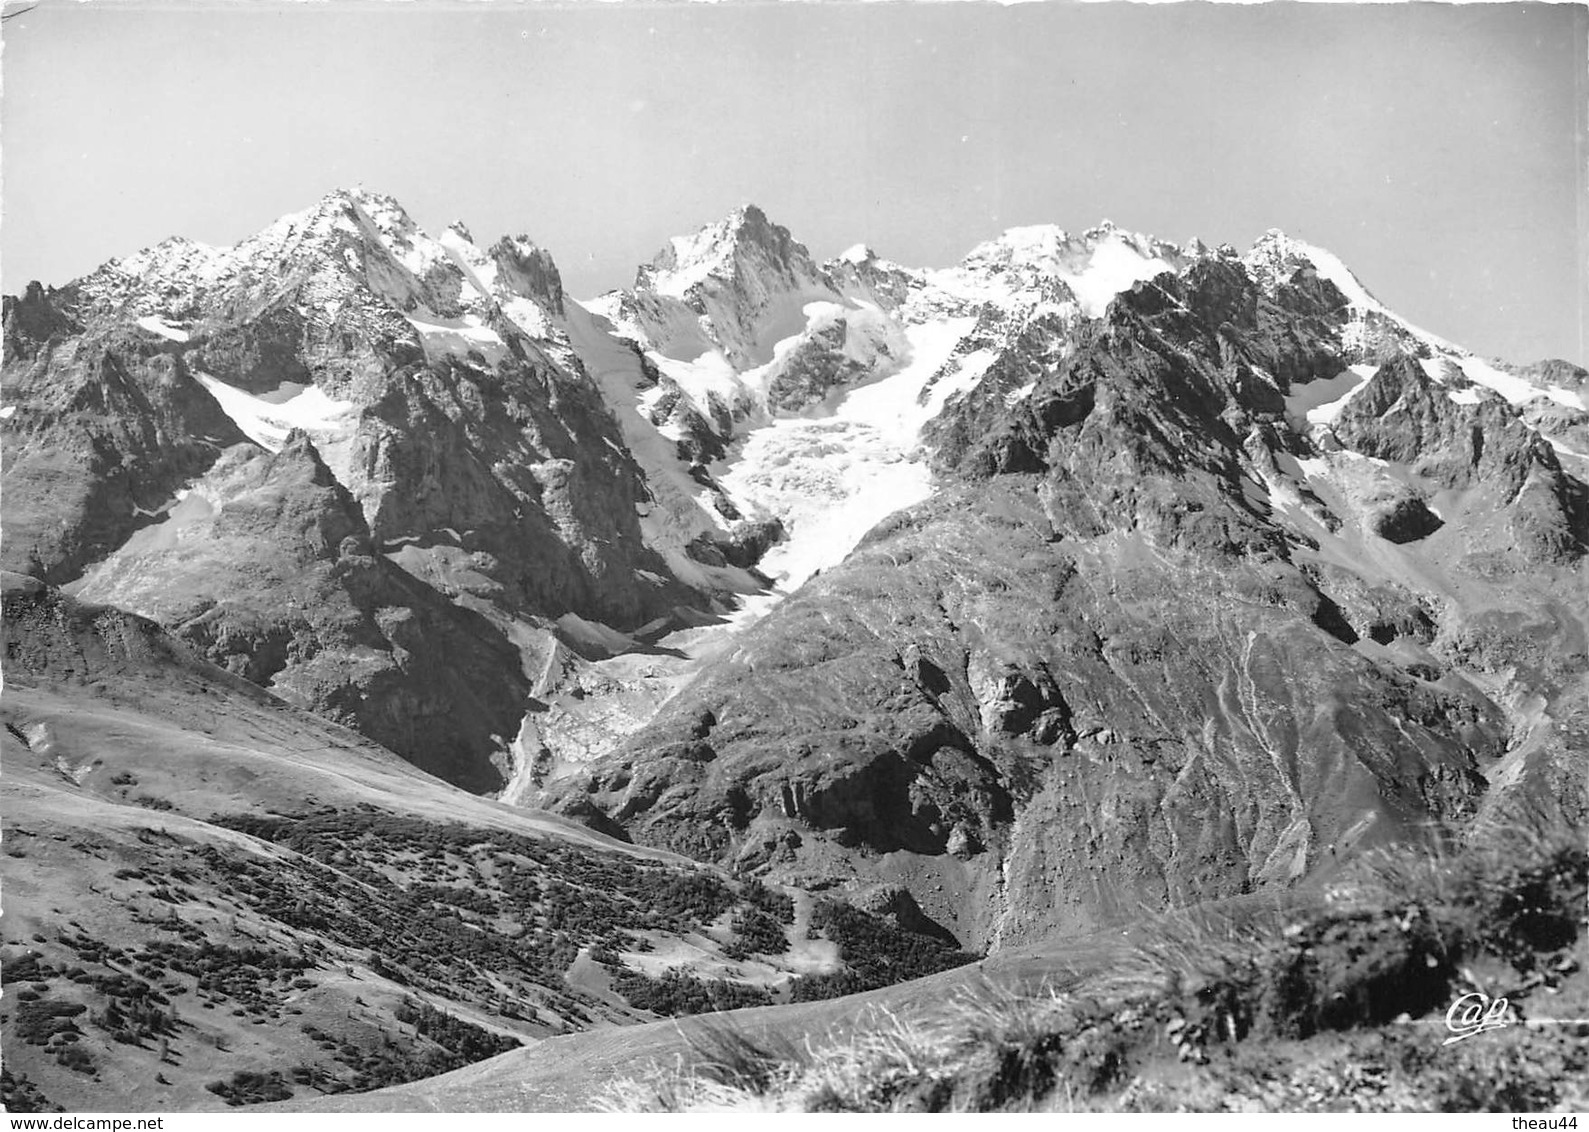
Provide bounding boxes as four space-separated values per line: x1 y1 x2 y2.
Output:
1066 238 1177 316
723 421 932 596
1287 364 1378 427
135 315 190 342
112 238 231 290
576 275 979 609
589 209 1221 616
1253 458 1309 519
1244 229 1462 359
405 312 509 365
1244 230 1584 414
1547 436 1589 462
1457 355 1587 410
717 317 978 596
194 373 358 452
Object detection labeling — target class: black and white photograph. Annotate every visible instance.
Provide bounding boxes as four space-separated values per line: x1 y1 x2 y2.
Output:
1 0 1585 1118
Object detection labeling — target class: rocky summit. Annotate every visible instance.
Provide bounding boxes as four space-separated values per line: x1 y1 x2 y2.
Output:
3 191 1586 1112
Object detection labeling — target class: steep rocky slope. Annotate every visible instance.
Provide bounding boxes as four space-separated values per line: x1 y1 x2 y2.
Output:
545 226 1588 949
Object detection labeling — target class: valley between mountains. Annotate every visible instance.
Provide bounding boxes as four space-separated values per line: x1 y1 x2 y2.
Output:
2 191 1585 1112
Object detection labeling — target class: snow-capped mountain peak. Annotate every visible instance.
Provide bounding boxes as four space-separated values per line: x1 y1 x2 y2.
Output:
615 205 843 372
1239 228 1494 371
1241 228 1386 313
1241 230 1587 413
94 237 231 313
634 203 826 302
636 204 756 297
938 220 1200 318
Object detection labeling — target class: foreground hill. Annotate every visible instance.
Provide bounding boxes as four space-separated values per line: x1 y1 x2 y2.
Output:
283 811 1587 1113
0 576 968 1112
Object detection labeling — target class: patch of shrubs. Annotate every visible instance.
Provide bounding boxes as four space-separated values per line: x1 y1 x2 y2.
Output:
1473 840 1587 969
201 809 767 1013
1387 1027 1589 1112
55 1046 96 1075
790 901 978 1002
2 951 50 985
1 1068 62 1113
740 879 796 924
725 908 790 959
205 1070 294 1106
292 1003 518 1096
612 968 773 1016
88 986 178 1048
61 936 307 1022
15 997 87 1046
408 884 501 917
393 998 519 1064
653 873 737 924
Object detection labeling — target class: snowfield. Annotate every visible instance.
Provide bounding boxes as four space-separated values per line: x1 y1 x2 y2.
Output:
716 317 980 596
1286 364 1379 427
135 314 190 342
194 374 359 452
404 312 509 365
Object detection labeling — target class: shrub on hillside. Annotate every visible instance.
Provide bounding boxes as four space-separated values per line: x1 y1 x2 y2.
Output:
726 907 790 958
1 1069 62 1113
613 968 772 1016
790 901 978 1001
205 1070 294 1106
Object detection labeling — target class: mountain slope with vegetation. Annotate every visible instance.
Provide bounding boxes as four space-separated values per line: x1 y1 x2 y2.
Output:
0 577 962 1112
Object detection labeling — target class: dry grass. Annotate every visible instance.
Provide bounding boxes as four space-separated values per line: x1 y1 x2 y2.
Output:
596 976 1090 1113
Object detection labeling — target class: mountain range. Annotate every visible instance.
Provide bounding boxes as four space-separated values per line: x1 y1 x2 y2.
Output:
2 189 1585 1111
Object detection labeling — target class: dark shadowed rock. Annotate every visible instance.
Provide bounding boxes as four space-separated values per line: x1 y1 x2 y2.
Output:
1368 493 1444 543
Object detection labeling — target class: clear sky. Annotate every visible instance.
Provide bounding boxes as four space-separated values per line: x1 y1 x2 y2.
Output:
2 1 1584 365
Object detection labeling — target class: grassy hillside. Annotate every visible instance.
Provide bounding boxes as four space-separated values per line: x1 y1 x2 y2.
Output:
596 808 1587 1112
0 581 973 1112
